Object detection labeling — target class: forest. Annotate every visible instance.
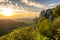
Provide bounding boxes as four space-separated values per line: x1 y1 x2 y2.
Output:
0 4 60 40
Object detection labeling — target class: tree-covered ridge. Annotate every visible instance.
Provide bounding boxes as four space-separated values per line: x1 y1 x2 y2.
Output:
0 4 60 40
35 4 60 40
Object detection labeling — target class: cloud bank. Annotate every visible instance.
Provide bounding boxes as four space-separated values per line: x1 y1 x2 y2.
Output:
21 0 48 9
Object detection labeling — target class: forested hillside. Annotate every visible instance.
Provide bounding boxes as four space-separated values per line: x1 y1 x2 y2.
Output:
0 5 60 40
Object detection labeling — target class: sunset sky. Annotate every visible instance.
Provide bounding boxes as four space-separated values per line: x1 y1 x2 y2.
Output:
0 0 60 19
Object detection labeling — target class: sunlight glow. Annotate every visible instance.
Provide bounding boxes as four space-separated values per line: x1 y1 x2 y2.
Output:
1 8 13 16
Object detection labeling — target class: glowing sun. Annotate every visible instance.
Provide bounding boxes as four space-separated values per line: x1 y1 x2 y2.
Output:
1 8 13 16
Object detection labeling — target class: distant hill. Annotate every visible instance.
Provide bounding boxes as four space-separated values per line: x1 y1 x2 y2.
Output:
0 19 28 36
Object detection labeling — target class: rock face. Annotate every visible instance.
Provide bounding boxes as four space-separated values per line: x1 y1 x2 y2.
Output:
39 9 54 21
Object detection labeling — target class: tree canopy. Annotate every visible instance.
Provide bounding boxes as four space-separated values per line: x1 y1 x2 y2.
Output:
53 5 60 17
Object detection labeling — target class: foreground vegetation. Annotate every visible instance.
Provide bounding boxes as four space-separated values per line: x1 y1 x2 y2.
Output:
0 26 48 40
0 5 60 40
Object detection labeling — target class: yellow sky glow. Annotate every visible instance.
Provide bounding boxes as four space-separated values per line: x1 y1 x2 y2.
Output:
0 7 39 19
1 7 13 16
